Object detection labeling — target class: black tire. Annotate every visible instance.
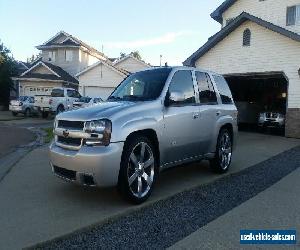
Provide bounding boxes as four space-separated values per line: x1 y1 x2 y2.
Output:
210 128 233 174
42 111 49 119
56 105 65 114
12 112 17 116
118 135 159 204
24 108 31 117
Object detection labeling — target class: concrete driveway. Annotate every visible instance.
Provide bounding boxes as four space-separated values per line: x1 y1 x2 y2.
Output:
0 132 299 249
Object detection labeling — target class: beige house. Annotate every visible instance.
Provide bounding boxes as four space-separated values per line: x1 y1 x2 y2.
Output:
15 31 107 97
15 31 152 100
184 0 300 138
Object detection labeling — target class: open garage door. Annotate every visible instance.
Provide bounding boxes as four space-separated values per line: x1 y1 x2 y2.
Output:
84 86 115 100
225 72 288 134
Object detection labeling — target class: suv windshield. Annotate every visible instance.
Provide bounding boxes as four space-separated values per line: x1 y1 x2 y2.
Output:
108 68 172 101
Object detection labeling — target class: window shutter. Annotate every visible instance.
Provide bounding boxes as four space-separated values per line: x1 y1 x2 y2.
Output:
287 6 296 26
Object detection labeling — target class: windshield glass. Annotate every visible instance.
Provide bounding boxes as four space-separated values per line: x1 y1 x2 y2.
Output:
78 97 91 103
108 68 172 101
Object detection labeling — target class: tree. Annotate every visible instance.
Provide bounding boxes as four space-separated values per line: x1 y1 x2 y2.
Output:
130 51 142 60
0 41 16 107
120 52 126 59
27 53 41 63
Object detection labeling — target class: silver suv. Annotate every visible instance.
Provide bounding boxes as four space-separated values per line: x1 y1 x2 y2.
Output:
49 67 238 204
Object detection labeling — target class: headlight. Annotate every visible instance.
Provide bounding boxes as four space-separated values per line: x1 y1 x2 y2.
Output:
84 119 112 146
259 113 265 119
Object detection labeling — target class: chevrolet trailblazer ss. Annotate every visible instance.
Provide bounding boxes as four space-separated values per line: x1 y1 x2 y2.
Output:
49 67 238 204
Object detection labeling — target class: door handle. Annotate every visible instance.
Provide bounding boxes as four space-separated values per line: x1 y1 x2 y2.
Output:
216 111 221 116
193 113 200 119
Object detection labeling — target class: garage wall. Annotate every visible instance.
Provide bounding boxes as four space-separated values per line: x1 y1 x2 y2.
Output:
195 20 300 109
114 56 151 73
78 62 125 98
19 81 63 96
222 0 300 35
83 86 114 100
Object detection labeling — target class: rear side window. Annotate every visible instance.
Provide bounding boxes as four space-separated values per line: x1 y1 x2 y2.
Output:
213 75 233 104
168 70 195 105
195 72 217 104
51 89 64 97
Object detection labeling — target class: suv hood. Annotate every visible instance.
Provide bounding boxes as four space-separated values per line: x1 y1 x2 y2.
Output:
56 101 135 121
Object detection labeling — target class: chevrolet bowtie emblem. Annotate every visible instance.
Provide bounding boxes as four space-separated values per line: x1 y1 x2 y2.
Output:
63 130 69 138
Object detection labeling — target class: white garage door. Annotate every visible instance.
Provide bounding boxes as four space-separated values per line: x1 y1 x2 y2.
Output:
84 87 115 100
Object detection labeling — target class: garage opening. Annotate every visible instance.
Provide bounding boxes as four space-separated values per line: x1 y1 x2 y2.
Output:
225 72 288 135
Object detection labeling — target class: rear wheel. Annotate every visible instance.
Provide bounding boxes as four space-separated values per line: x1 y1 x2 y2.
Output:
12 112 17 116
210 128 232 173
42 111 49 119
56 105 64 114
24 108 31 117
118 136 158 204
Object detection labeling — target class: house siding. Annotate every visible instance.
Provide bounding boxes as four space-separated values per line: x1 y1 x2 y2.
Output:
115 57 151 73
195 20 300 138
78 62 125 97
222 0 300 34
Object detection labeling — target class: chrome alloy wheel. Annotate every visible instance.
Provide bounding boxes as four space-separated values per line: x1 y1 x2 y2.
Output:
127 142 155 198
218 132 232 170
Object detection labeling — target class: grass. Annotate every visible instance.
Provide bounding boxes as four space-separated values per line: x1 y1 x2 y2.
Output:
43 127 54 143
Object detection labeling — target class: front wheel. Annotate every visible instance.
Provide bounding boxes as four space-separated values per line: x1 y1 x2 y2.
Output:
42 111 49 119
12 112 17 116
24 108 31 117
210 128 233 173
56 105 65 114
118 136 158 204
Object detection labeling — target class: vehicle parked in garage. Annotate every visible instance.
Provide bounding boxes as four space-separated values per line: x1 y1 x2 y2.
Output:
49 67 238 204
258 111 285 129
34 87 81 118
9 96 36 117
73 97 103 109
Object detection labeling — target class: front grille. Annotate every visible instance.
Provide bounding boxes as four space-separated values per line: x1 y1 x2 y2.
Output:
53 166 76 180
271 113 278 118
58 120 84 130
266 113 271 118
57 136 82 146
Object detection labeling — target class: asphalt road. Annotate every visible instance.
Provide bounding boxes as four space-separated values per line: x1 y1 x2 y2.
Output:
0 125 36 158
37 146 300 249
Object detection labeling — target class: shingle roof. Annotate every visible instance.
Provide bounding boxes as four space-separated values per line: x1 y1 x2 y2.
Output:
211 0 237 23
183 12 300 67
36 31 107 59
19 61 78 84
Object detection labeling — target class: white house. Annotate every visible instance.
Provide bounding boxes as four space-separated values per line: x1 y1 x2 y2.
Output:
76 60 129 100
184 0 300 138
77 54 152 100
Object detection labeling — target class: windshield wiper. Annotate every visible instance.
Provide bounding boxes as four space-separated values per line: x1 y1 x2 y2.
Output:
107 96 123 101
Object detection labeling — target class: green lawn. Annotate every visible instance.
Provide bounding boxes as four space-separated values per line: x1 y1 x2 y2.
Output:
42 127 54 143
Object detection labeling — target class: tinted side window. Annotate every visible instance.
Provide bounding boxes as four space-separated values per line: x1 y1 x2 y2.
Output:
169 70 195 105
195 72 217 104
51 89 64 97
213 75 233 104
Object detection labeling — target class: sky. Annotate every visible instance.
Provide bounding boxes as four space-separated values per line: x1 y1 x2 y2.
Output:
0 0 224 66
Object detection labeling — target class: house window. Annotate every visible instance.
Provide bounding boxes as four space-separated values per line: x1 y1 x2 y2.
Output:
48 51 55 62
287 5 300 26
65 50 73 62
243 29 251 46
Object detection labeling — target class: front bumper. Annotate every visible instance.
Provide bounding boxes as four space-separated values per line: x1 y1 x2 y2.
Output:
258 120 285 128
9 105 23 112
49 141 124 187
